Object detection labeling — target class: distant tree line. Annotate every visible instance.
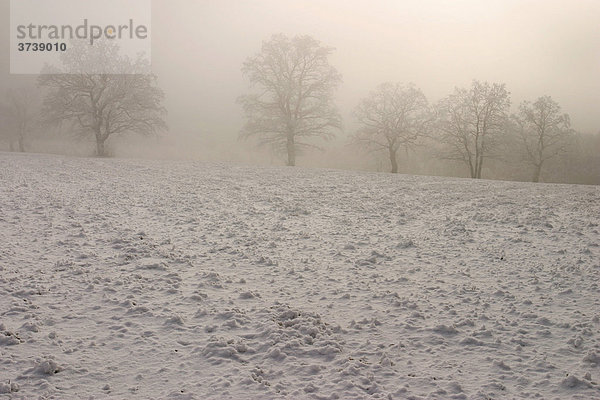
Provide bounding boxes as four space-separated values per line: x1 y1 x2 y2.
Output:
0 33 598 185
239 34 597 184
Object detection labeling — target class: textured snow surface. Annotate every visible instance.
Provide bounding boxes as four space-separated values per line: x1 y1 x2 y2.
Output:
1 152 599 399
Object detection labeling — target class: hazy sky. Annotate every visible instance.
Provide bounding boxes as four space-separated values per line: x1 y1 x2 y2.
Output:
2 0 599 149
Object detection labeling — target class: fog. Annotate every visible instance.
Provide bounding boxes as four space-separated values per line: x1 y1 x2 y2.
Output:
2 3 600 396
1 0 599 177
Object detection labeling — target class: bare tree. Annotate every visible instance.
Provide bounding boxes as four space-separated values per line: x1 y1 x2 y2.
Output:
436 81 510 179
38 40 166 157
354 83 430 173
1 88 37 152
239 34 342 166
513 96 573 182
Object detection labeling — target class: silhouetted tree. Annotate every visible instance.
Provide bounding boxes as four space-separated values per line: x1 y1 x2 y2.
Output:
513 96 573 182
436 81 510 179
38 40 166 157
354 83 430 173
239 34 342 166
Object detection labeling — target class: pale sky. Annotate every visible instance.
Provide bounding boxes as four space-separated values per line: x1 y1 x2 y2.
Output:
2 0 599 148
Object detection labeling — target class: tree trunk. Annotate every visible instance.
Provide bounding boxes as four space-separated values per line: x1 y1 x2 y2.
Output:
18 136 25 152
467 160 475 178
475 155 484 179
286 135 296 166
532 163 542 183
96 136 107 157
389 147 398 173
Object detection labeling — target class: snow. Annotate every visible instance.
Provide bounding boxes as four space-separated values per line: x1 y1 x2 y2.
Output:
1 151 599 399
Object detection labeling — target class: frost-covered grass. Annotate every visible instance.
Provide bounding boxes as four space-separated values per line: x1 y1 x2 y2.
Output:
1 152 599 399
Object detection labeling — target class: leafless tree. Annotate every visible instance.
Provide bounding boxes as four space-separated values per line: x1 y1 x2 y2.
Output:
38 40 166 157
436 81 510 179
239 34 342 166
1 88 37 152
513 96 573 182
354 83 430 173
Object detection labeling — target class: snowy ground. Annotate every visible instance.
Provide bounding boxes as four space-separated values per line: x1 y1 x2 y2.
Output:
1 152 599 399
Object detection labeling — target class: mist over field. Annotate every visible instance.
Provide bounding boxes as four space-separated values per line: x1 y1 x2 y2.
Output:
1 1 600 399
0 0 599 183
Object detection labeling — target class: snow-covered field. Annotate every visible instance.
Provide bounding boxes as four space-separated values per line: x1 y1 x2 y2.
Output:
1 152 599 399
